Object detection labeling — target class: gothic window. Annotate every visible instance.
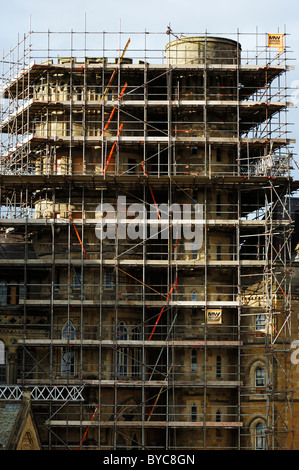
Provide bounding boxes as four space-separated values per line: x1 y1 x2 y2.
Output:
191 289 197 301
255 422 266 450
104 271 113 290
61 321 76 375
73 268 82 290
255 366 265 387
191 349 197 372
62 320 76 341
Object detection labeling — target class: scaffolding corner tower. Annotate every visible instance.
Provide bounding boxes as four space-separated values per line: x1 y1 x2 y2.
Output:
0 28 296 450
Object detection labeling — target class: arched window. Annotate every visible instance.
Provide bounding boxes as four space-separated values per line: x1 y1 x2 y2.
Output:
73 268 82 290
132 325 141 378
0 340 6 384
255 366 265 387
61 321 76 376
255 422 266 450
116 322 128 376
62 320 76 341
117 322 128 341
216 355 222 379
191 290 197 302
191 349 197 372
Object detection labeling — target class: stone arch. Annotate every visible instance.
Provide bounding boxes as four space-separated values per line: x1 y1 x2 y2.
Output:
248 359 267 388
107 397 142 449
248 416 267 450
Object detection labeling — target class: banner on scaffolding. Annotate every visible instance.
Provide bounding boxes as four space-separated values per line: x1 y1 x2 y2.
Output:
207 309 222 325
267 34 284 54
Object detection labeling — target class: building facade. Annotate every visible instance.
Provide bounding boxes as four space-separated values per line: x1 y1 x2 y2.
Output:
0 29 296 450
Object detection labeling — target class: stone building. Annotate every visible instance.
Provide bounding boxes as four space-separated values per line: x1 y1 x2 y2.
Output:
0 29 296 450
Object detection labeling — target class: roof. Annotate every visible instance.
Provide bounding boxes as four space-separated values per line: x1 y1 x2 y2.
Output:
0 392 41 450
0 404 21 449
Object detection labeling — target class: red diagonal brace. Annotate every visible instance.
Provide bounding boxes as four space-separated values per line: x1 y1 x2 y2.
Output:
103 122 124 174
148 279 177 341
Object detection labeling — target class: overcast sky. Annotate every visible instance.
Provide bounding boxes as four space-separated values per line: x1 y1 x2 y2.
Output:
1 0 298 181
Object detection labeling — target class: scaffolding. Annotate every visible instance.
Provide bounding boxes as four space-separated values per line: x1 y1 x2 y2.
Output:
0 28 297 450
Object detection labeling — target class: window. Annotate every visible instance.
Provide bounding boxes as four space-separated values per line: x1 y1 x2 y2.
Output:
192 241 198 259
216 355 222 379
61 321 76 376
54 270 60 292
255 423 266 450
255 366 265 387
256 314 266 331
0 341 6 384
116 321 127 340
191 290 197 302
217 245 221 261
132 326 141 378
56 158 62 175
116 322 128 376
191 405 197 422
62 349 75 376
76 86 83 101
62 320 76 341
19 282 25 301
216 193 221 216
216 410 222 437
216 148 222 162
104 271 113 290
73 268 82 290
191 349 197 372
0 281 7 305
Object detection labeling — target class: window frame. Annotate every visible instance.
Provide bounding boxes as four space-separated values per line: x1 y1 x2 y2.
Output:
61 321 76 376
255 366 266 387
0 340 6 384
